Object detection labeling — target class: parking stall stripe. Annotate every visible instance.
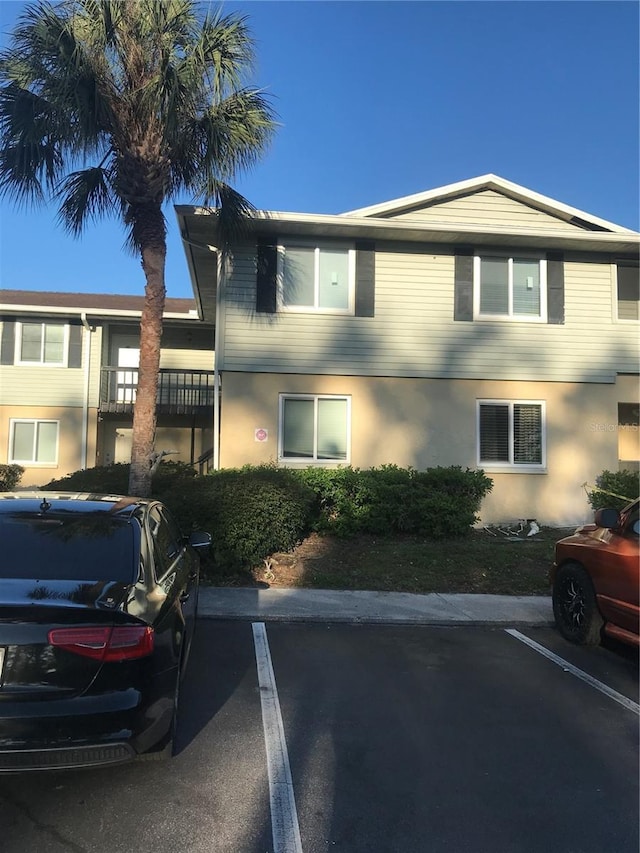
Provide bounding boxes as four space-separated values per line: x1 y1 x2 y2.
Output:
506 629 640 716
252 622 303 853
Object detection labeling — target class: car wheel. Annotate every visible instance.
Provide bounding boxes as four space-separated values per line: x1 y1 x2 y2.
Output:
552 562 603 645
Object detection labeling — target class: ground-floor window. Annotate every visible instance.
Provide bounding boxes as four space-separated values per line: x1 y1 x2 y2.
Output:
618 402 640 468
279 395 350 462
9 419 59 464
477 400 545 469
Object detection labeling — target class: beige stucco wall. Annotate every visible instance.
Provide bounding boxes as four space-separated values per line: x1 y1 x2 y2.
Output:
219 371 638 526
0 405 98 488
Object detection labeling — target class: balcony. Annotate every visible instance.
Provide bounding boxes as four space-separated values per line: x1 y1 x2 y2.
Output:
99 367 215 415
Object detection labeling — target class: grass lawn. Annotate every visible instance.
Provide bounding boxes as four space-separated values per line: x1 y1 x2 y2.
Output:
207 526 576 596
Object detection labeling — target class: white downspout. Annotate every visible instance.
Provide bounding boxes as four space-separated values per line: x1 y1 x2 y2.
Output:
80 312 93 469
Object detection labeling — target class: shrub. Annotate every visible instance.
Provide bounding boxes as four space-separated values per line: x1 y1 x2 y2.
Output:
587 469 640 512
209 466 316 568
41 461 493 575
294 465 493 539
0 463 24 491
43 462 315 579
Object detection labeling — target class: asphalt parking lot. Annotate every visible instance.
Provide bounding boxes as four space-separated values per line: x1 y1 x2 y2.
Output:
0 620 638 853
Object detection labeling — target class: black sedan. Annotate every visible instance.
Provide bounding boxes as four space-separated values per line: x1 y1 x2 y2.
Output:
0 492 210 772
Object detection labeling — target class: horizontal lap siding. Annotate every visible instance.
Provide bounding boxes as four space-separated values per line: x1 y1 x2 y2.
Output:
0 325 103 407
385 190 585 232
0 366 86 406
221 249 638 382
159 349 214 370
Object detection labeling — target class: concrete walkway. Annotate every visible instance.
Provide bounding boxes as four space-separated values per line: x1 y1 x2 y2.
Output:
199 587 553 626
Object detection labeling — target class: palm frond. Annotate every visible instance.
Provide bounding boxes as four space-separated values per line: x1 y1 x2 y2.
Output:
200 180 256 253
1 0 277 247
55 165 117 235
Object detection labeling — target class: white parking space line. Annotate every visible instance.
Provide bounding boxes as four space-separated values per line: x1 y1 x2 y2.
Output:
506 629 640 716
252 622 303 853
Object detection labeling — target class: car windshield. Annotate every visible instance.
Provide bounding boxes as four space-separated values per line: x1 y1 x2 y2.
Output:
0 512 137 582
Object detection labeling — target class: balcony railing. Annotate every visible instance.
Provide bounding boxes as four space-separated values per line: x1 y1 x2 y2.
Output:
99 367 215 415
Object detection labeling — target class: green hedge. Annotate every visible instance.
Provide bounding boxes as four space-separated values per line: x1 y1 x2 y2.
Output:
43 462 493 577
587 469 640 512
44 463 315 580
0 464 24 491
293 465 493 538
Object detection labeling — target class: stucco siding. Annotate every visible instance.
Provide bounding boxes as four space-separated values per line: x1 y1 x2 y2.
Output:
0 404 98 487
382 189 590 232
219 371 634 526
221 248 639 382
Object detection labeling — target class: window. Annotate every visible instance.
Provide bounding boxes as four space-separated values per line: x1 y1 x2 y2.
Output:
278 243 355 313
616 263 639 321
477 401 545 469
16 322 68 366
279 395 350 462
9 419 59 464
148 506 183 589
474 256 547 321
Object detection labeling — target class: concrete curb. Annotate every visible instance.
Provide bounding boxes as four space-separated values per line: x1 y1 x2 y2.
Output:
198 587 554 626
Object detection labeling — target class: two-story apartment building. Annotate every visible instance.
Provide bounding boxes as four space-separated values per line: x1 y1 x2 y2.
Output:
0 291 215 487
176 174 639 525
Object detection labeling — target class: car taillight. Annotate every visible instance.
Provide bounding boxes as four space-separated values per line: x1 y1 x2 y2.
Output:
48 626 154 662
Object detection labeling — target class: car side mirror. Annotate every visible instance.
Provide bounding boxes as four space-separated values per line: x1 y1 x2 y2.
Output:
188 530 212 549
594 508 620 529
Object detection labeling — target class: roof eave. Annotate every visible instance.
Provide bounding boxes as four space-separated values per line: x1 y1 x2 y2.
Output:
175 206 640 254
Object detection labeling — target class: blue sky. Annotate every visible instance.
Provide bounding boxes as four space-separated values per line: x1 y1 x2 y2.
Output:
0 0 638 299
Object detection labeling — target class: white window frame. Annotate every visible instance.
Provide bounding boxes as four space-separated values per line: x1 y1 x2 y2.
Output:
15 321 69 367
277 241 356 314
476 400 546 472
278 394 351 464
473 255 548 322
9 419 60 465
613 261 640 323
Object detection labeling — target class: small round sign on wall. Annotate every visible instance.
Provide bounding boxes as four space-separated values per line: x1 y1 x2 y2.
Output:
254 428 268 442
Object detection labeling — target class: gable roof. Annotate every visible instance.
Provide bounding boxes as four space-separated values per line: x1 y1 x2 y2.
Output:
341 174 637 235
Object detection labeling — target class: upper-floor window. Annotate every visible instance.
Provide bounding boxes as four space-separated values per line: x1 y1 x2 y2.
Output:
477 400 546 471
9 419 59 465
616 263 639 321
16 322 69 366
278 243 356 313
279 394 350 463
474 256 547 322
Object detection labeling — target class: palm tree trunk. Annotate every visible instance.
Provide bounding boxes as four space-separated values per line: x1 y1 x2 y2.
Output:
128 234 166 497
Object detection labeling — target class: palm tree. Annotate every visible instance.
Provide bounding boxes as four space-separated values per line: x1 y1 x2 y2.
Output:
0 0 275 495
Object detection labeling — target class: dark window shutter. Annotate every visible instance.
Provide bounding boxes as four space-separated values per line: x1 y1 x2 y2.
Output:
68 323 83 367
1 321 15 365
355 241 375 317
547 252 564 324
256 241 277 313
454 247 474 321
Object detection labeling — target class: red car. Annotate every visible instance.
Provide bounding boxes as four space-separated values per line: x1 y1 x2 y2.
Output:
551 499 639 647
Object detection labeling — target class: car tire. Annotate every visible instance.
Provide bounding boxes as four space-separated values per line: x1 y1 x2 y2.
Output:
552 561 603 646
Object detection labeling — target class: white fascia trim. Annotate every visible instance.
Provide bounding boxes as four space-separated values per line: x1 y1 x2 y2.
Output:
340 173 637 235
0 305 200 321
